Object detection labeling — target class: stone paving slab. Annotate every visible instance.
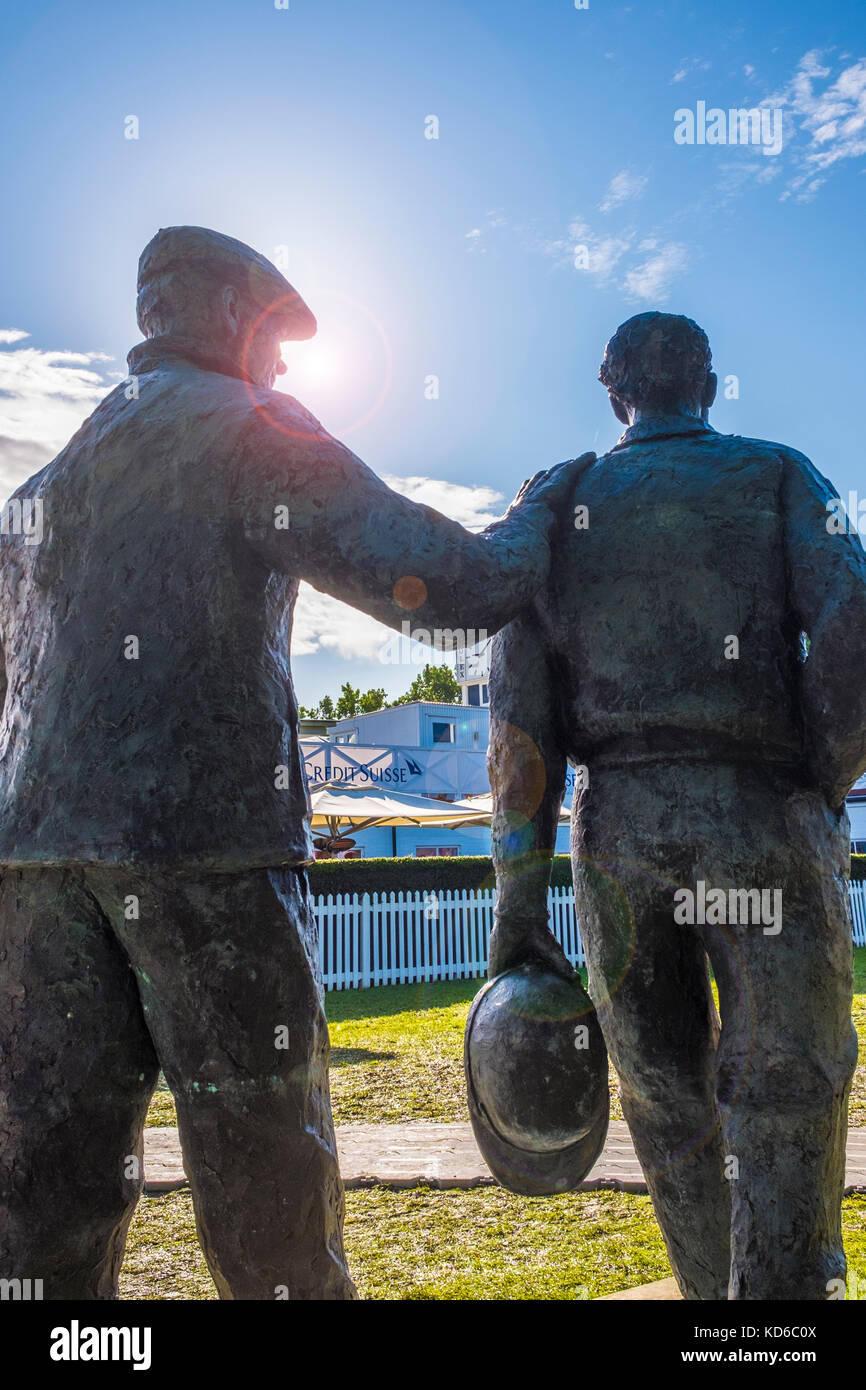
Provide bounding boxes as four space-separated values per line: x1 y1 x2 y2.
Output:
143 1120 866 1195
598 1276 682 1300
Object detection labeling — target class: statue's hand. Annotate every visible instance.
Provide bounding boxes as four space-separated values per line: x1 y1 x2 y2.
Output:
487 918 575 982
505 452 596 520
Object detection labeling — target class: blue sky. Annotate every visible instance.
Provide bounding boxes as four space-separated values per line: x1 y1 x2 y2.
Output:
1 0 865 704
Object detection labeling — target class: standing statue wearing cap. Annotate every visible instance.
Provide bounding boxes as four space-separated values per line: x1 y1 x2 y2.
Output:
477 312 865 1299
0 226 593 1300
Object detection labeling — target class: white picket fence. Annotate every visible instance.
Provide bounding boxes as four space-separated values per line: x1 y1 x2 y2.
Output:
315 886 581 990
850 879 866 947
315 882 866 991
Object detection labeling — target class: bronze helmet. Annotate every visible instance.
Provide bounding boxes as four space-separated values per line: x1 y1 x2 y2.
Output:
464 963 610 1196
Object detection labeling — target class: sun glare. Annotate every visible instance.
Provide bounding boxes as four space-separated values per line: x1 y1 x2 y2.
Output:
284 341 340 388
273 289 393 435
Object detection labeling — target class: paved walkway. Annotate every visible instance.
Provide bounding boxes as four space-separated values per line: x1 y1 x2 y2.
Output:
143 1120 866 1195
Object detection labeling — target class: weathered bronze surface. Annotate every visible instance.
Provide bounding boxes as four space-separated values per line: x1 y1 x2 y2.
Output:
486 311 864 1299
0 227 589 1299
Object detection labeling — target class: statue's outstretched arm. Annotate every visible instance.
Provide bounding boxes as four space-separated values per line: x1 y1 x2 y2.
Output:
237 402 594 640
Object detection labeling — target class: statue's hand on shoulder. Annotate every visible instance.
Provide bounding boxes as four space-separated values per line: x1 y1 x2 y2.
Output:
503 452 597 522
488 917 575 982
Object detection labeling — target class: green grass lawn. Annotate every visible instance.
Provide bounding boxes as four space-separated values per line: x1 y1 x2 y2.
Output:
128 949 866 1300
120 1187 866 1301
145 947 866 1129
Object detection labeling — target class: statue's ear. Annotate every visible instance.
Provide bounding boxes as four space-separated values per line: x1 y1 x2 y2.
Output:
222 284 242 337
609 390 630 427
702 371 718 417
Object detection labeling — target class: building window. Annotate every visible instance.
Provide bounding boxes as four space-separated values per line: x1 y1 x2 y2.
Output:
482 684 489 704
431 720 455 744
334 730 358 745
467 684 480 707
416 846 459 857
852 841 866 854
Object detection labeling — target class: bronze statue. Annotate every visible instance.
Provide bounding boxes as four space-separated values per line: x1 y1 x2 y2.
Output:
484 312 864 1299
0 226 592 1300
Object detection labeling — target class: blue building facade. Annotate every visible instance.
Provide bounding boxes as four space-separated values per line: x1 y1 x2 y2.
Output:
300 695 576 859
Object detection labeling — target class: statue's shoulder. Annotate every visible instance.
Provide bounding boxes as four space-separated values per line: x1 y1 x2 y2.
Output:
724 433 836 497
233 378 330 443
723 431 809 461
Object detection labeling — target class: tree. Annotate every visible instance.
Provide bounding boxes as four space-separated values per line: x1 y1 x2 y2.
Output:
299 664 460 720
335 682 361 719
359 687 386 713
391 662 461 706
298 693 335 720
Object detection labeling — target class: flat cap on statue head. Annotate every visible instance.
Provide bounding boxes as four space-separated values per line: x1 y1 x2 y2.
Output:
599 310 717 426
136 225 317 343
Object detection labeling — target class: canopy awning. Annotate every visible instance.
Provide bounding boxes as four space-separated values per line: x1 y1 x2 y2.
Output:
308 784 492 835
447 792 571 826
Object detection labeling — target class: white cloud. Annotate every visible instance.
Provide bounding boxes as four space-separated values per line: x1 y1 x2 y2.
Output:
583 233 635 282
544 219 634 283
292 474 506 659
599 169 649 212
670 57 711 85
0 333 117 499
543 217 689 302
381 474 503 530
292 585 389 660
665 50 866 211
765 50 866 200
623 241 690 303
464 209 509 254
292 584 454 664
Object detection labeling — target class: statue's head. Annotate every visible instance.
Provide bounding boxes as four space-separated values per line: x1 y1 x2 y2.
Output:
599 311 717 427
136 226 316 389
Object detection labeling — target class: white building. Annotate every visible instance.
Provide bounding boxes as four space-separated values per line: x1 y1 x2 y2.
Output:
849 774 866 852
455 636 492 709
300 684 580 858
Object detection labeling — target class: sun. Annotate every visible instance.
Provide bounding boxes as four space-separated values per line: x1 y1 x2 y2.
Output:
272 288 392 434
280 340 340 390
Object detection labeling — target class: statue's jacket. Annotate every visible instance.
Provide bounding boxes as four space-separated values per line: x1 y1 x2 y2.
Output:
547 418 866 807
0 337 553 869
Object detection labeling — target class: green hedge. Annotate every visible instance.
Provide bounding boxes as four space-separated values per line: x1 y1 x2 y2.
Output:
307 852 866 895
307 853 576 897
